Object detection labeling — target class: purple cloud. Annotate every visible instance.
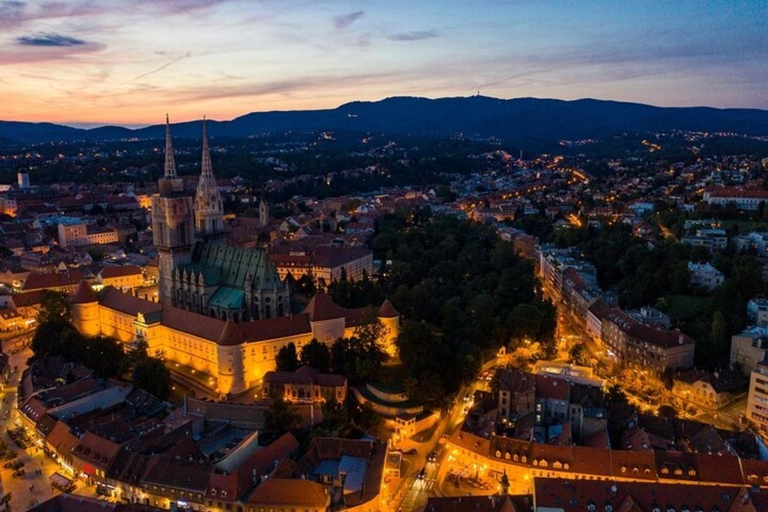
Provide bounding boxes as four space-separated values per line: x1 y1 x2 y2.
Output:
387 30 438 42
16 32 86 47
333 11 363 29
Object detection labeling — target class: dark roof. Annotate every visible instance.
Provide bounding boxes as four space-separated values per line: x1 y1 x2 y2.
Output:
71 280 98 304
218 320 244 347
99 287 162 316
264 366 345 387
100 265 142 279
22 269 83 291
303 292 346 321
533 477 767 512
241 313 312 342
378 299 399 318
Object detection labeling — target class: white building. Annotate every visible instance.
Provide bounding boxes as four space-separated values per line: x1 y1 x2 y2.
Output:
17 172 30 189
688 261 724 291
748 299 768 327
747 361 768 437
730 326 768 375
704 187 768 211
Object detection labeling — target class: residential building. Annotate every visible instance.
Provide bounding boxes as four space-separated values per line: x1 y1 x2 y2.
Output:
672 369 746 408
688 261 724 290
601 308 695 373
263 366 347 403
730 326 768 374
704 186 768 211
747 298 768 327
747 360 768 436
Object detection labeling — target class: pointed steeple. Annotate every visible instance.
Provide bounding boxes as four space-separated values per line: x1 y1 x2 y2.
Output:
164 114 177 179
201 115 213 179
195 115 224 239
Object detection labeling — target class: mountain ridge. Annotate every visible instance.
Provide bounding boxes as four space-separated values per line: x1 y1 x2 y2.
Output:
2 95 767 145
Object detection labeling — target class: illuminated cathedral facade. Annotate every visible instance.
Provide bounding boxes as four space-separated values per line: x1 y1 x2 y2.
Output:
69 117 399 396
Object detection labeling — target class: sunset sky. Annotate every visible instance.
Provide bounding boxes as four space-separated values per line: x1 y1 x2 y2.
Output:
1 0 766 126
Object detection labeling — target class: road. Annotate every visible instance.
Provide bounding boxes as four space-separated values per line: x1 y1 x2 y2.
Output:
385 358 497 512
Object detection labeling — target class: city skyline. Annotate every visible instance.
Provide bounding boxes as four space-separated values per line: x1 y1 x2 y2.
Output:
0 0 766 126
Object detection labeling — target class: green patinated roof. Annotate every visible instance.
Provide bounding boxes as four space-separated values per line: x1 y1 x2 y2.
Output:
180 262 221 285
208 286 245 310
181 242 285 291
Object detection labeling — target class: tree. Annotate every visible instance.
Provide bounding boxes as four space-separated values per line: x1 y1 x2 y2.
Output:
133 357 172 400
38 291 69 324
299 339 332 373
297 271 317 296
265 398 302 433
276 342 299 372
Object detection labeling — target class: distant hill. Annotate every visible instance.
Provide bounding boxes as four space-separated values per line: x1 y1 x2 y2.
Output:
2 96 768 144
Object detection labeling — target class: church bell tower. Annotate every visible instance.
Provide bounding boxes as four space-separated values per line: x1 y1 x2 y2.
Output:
152 115 195 306
194 117 225 242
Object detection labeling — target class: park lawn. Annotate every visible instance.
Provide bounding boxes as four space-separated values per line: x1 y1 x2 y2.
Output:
665 294 709 322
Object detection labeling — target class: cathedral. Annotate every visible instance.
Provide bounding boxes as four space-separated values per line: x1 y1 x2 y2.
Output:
69 116 399 397
151 117 289 322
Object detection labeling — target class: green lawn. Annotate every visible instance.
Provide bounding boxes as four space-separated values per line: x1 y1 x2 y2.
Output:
665 294 709 322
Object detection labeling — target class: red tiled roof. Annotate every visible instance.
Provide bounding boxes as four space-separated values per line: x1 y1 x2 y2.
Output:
247 478 329 508
705 186 768 199
533 477 768 512
73 431 122 470
379 299 399 318
303 292 346 321
71 280 98 304
535 374 569 401
161 306 226 341
241 314 312 342
218 320 244 347
99 287 162 316
264 366 345 387
100 265 142 279
22 270 83 291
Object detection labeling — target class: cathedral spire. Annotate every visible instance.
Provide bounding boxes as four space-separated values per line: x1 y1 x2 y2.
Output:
195 115 224 240
164 114 177 179
201 115 213 179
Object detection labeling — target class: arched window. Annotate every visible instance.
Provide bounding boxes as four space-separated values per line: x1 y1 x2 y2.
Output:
265 305 271 319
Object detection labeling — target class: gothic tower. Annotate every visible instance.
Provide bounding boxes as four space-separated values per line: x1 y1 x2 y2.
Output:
195 117 225 241
152 115 195 306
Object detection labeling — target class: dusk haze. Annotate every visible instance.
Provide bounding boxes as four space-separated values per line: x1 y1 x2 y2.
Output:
2 2 768 512
0 0 766 125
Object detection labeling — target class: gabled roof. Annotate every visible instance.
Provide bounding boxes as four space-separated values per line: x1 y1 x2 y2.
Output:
22 269 83 291
303 292 345 321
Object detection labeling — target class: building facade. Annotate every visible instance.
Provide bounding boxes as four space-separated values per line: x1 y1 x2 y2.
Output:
151 117 288 322
71 282 398 396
